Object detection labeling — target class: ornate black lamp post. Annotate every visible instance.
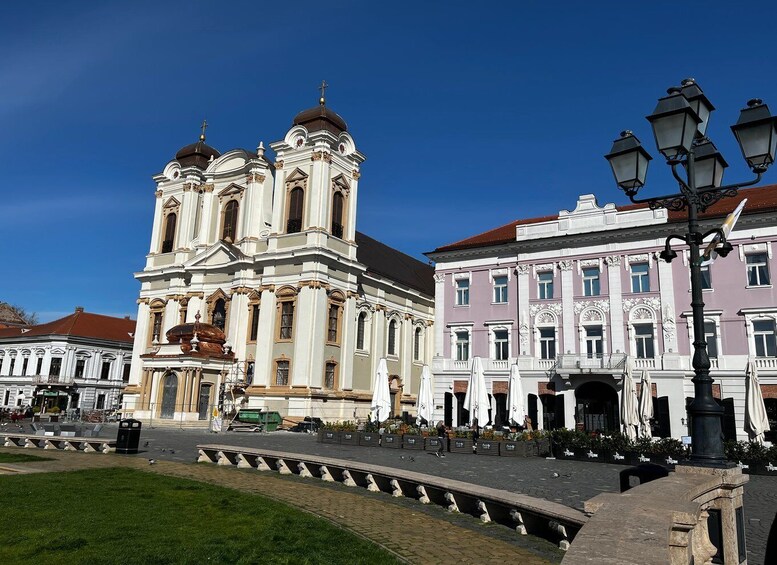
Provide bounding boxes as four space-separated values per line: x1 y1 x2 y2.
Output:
605 79 777 466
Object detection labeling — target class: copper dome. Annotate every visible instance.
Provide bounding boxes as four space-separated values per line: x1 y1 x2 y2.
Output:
175 139 221 169
292 104 348 135
165 322 229 357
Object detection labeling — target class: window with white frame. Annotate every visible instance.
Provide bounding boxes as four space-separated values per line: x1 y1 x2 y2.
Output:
747 253 771 286
494 329 509 360
582 267 600 296
754 319 777 357
455 278 470 306
631 263 650 293
634 324 655 358
413 326 422 361
585 326 603 358
538 272 554 299
704 320 718 358
493 275 508 303
388 320 398 356
455 330 470 361
539 328 556 359
700 265 712 290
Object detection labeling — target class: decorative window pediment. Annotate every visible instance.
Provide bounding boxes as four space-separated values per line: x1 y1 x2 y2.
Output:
163 196 181 209
217 183 245 202
285 168 309 189
630 306 655 321
276 285 298 299
331 174 351 194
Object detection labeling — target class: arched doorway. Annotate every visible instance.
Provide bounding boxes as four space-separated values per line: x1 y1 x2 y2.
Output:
575 381 618 433
160 373 178 419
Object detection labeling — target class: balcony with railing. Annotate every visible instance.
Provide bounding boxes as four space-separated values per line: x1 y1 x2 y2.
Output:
31 374 75 386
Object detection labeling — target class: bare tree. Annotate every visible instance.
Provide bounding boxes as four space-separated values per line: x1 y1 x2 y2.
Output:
0 303 38 326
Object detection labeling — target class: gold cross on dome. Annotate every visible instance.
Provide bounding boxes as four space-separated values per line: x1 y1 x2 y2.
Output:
319 80 328 105
200 119 208 141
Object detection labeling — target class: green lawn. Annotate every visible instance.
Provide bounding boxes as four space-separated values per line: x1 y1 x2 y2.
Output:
0 452 51 463
0 468 401 565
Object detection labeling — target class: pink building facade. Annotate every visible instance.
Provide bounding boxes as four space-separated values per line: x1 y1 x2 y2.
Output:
426 186 777 441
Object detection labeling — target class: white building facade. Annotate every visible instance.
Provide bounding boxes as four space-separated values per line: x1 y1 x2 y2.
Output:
123 97 434 426
427 188 777 442
0 308 135 414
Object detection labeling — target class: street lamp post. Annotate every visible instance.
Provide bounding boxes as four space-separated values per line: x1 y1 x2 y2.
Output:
605 79 777 466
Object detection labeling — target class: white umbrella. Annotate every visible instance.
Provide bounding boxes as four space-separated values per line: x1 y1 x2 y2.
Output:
507 363 525 426
620 357 639 441
370 358 392 423
745 360 770 444
417 365 434 424
638 370 653 438
463 356 490 426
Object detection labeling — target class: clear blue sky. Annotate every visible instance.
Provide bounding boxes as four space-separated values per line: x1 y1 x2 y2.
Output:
3 1 777 322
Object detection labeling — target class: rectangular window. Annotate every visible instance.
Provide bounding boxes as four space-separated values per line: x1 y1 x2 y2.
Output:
275 360 290 386
152 312 163 343
50 358 62 377
539 328 556 360
36 358 43 375
753 320 777 357
122 364 131 383
356 313 366 350
634 324 655 358
279 302 294 340
455 279 470 306
324 362 336 390
22 358 28 376
249 304 260 341
583 267 600 297
100 361 111 380
246 362 255 385
538 272 554 299
493 275 508 303
388 321 397 356
455 331 469 361
75 359 86 378
585 326 603 358
96 394 105 410
494 329 509 360
9 357 15 375
327 304 339 343
413 328 421 361
747 253 771 286
631 263 650 293
700 265 712 290
704 321 718 359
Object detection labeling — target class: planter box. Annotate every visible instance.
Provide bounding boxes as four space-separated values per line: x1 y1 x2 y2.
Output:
534 438 551 457
402 435 424 450
358 432 379 447
553 445 579 460
501 440 534 457
319 430 341 444
424 437 447 452
340 431 358 445
449 438 474 454
381 433 402 449
740 462 777 476
477 440 500 456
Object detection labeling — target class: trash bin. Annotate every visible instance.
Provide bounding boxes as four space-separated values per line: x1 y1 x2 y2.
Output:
619 463 669 492
116 418 142 454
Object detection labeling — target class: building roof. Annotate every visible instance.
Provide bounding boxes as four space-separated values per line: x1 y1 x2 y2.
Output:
355 231 434 297
175 138 221 169
0 308 135 344
293 103 348 136
431 183 777 254
0 302 27 327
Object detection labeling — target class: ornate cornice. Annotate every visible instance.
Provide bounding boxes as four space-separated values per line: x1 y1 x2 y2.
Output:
515 264 530 275
574 299 610 314
275 160 284 169
605 255 621 267
200 183 215 193
558 260 573 271
246 173 266 183
433 273 446 283
352 170 361 180
623 296 661 313
530 302 563 317
155 190 163 198
311 151 323 161
230 286 252 296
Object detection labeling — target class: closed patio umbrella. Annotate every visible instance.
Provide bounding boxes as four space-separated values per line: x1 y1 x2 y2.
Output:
507 363 525 427
620 357 639 441
745 359 770 444
370 358 392 423
638 370 653 438
463 356 490 426
417 365 434 425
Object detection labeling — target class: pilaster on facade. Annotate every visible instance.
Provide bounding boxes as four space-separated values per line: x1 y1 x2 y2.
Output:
606 256 626 354
148 192 166 254
560 262 575 354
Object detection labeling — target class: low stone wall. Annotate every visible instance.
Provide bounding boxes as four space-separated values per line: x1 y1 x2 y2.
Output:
562 466 748 565
3 433 116 454
197 443 586 550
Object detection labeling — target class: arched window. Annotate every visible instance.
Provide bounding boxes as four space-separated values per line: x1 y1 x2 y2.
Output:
222 201 239 242
331 192 344 239
162 213 176 253
356 312 366 350
287 188 304 233
414 327 422 361
212 299 226 330
388 320 397 356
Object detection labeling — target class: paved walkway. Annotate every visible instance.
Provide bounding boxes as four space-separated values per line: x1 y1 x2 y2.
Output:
0 448 561 565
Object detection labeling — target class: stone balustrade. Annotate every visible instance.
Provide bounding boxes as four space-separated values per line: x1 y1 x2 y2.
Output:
4 433 115 454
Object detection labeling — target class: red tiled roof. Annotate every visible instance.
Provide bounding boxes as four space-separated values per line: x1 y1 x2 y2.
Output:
432 184 777 254
0 310 135 343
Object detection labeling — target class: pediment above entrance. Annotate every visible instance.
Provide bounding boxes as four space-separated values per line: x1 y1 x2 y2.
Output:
185 241 246 269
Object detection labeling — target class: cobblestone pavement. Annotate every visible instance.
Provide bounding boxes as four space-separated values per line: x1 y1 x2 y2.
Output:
6 423 775 564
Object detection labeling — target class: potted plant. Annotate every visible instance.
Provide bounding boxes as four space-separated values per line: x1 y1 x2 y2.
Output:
380 422 403 449
318 421 341 444
449 428 474 454
338 421 358 445
476 429 500 456
358 420 380 447
601 433 631 464
501 431 533 457
401 424 424 450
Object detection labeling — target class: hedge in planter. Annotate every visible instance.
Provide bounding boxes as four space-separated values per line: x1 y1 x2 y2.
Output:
402 435 424 450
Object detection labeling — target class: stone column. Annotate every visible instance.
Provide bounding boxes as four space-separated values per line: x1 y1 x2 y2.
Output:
606 256 626 354
560 260 575 354
516 265 531 356
433 273 446 357
340 296 356 390
252 288 276 387
148 189 165 253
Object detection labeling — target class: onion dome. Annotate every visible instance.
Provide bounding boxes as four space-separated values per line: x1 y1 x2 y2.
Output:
175 120 221 169
292 81 347 135
165 316 230 357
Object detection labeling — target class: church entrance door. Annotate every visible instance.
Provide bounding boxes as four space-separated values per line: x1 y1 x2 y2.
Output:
161 373 178 419
198 384 211 420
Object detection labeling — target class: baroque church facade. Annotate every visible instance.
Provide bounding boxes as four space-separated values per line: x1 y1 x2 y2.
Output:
123 93 434 425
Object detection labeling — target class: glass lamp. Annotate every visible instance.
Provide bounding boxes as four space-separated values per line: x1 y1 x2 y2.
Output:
646 87 701 160
605 131 652 194
731 99 777 171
